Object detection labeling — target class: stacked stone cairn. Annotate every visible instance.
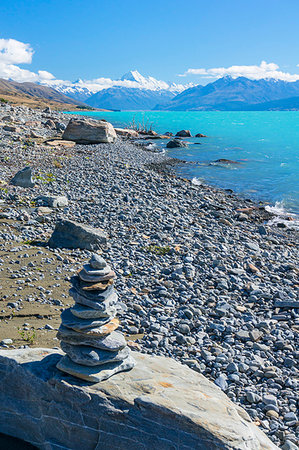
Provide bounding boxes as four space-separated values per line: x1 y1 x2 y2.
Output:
56 254 136 382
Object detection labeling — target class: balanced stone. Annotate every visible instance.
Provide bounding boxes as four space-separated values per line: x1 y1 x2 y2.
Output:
90 254 107 269
70 303 118 319
70 288 118 310
79 278 115 291
60 342 130 366
57 354 136 383
72 280 115 301
78 268 115 283
61 308 114 330
57 253 135 383
61 309 119 336
81 263 111 277
57 326 126 351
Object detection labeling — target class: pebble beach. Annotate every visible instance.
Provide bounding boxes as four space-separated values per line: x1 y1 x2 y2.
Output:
0 104 298 448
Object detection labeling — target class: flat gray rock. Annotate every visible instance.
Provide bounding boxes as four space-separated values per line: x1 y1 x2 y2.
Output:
61 308 114 331
82 263 111 276
70 303 118 319
9 166 35 188
48 219 107 250
60 342 130 366
70 287 118 310
78 270 115 283
57 326 126 351
90 254 107 269
57 354 136 382
71 277 116 301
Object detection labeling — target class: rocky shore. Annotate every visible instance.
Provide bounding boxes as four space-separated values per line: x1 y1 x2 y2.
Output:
0 104 298 448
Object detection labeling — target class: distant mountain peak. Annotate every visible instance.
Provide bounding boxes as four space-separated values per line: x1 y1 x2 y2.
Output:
120 70 146 83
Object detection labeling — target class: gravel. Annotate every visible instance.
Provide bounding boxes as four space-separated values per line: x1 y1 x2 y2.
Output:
0 103 298 448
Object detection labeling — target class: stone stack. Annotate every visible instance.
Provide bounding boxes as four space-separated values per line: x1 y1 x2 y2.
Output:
56 254 136 382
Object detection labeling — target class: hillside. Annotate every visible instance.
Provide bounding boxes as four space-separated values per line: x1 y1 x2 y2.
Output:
0 78 91 110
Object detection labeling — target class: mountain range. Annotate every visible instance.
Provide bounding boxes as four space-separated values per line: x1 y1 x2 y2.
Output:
2 71 299 111
155 76 299 111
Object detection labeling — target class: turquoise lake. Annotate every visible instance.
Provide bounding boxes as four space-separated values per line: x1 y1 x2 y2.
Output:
66 111 299 219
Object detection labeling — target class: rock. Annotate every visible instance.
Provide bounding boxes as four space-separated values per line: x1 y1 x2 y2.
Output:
35 195 68 208
164 132 173 136
61 308 115 331
57 254 135 382
195 133 207 137
166 139 188 149
9 166 35 188
0 339 13 345
114 128 139 138
281 440 298 450
70 303 117 319
0 348 279 450
62 118 117 144
175 130 192 137
57 326 126 351
90 254 107 269
3 125 19 132
60 342 130 366
48 219 107 250
213 159 240 164
70 287 118 311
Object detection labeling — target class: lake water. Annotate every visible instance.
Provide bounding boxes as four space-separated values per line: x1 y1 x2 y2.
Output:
66 110 299 222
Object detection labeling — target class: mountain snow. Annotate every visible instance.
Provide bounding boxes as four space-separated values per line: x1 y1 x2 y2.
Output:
40 70 193 102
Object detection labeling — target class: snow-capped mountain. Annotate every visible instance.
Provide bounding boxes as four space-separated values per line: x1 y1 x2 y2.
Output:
40 70 193 102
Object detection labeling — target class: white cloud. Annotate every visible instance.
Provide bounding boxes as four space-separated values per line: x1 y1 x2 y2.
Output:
0 38 33 64
180 61 299 82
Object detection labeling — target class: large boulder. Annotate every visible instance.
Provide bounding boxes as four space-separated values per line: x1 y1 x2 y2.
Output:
175 129 192 137
9 167 35 188
166 139 188 149
62 118 117 144
0 348 278 450
48 219 107 250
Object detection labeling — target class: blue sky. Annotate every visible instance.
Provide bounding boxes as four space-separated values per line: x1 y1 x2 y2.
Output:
0 0 299 88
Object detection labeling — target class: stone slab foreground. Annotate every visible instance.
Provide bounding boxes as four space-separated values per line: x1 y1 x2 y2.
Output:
0 348 278 450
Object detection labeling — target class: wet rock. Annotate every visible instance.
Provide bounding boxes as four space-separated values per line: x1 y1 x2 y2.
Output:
175 130 192 137
166 139 188 148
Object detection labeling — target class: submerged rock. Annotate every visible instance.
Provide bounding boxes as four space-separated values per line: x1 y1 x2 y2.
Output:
175 129 192 137
166 139 188 148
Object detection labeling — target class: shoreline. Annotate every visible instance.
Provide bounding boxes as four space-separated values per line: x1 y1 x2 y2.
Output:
65 110 299 227
0 105 298 448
